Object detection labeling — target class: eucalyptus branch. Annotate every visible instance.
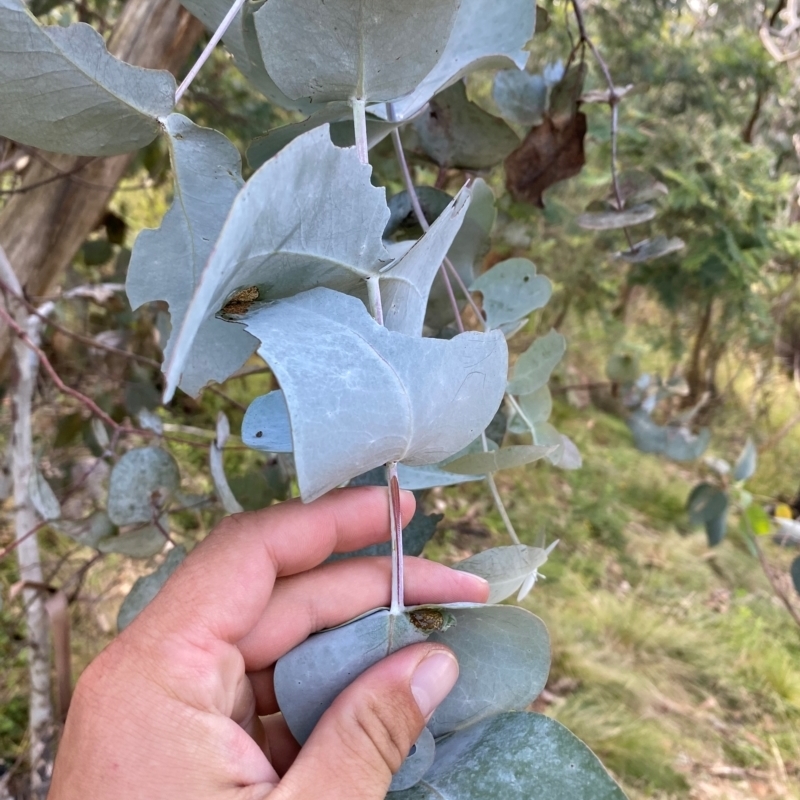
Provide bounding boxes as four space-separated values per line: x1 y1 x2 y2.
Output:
482 433 521 545
175 0 249 104
569 0 634 250
386 461 405 613
351 97 370 166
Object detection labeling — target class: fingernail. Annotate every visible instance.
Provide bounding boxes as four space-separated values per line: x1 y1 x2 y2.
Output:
460 572 489 589
400 489 415 502
411 652 459 720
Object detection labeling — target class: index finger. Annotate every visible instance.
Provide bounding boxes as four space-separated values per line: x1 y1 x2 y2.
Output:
137 487 415 646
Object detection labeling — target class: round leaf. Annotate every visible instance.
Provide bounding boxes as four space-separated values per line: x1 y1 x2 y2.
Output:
107 447 180 526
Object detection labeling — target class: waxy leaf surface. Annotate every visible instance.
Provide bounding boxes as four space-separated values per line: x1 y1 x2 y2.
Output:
254 0 459 103
470 258 552 329
117 545 186 631
506 330 566 395
127 115 253 397
425 605 550 736
0 0 174 155
392 712 628 799
107 447 180 526
412 81 519 170
383 0 535 122
453 544 558 604
733 437 757 482
162 126 391 401
235 288 507 500
492 69 548 126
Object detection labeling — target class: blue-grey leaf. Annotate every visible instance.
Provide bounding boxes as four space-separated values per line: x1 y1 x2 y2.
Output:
254 0 460 103
29 468 61 521
426 179 496 332
390 728 436 793
576 204 656 231
687 483 728 527
506 330 566 396
790 556 800 596
426 605 550 736
443 444 554 475
241 391 293 453
492 69 547 126
385 187 455 237
391 712 629 799
518 385 552 425
97 520 168 558
733 437 757 482
117 545 186 631
453 544 558 604
382 188 472 335
127 115 253 397
107 447 180 526
381 0 536 122
178 0 311 110
243 395 483 489
234 288 508 500
618 236 685 263
412 82 519 170
163 126 391 402
53 511 115 549
0 0 175 156
704 509 728 547
628 411 710 461
245 102 353 168
275 608 440 744
470 258 552 329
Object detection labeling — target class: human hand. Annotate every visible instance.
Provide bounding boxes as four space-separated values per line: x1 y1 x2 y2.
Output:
48 487 489 800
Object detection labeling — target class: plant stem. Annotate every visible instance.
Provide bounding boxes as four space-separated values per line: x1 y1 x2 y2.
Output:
386 461 405 613
506 393 534 431
482 433 521 545
351 97 370 166
175 0 248 104
367 275 384 324
747 524 800 631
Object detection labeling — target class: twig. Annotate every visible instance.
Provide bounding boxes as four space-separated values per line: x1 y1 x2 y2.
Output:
351 97 370 166
569 0 634 249
386 462 404 613
751 535 800 630
175 0 249 103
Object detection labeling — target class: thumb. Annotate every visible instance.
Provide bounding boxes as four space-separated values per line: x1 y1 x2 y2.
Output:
276 644 458 799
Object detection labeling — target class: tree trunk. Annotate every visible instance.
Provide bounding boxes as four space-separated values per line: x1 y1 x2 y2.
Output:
684 298 714 405
0 0 204 366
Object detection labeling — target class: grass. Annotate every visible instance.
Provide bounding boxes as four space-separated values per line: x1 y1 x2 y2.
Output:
429 392 800 799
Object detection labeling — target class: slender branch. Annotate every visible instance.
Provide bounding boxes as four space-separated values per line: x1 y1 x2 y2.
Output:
750 532 800 631
175 0 249 103
367 275 384 324
482 432 520 545
570 0 634 249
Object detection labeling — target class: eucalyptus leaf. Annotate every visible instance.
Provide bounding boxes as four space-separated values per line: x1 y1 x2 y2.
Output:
628 411 710 461
117 545 186 631
518 385 552 425
395 464 482 490
235 288 507 500
382 0 536 122
385 187 455 237
0 0 175 156
425 605 550 736
470 258 551 329
618 236 685 264
733 437 757 482
687 483 728 527
506 330 567 395
29 468 61 521
53 511 115 549
97 521 169 558
426 179 496 332
162 126 392 402
275 608 441 744
549 63 587 127
390 728 436 793
391 713 628 799
412 82 520 170
453 543 558 604
576 204 656 231
107 447 180 526
492 69 548 126
254 0 459 103
382 188 472 335
127 114 254 397
179 0 310 110
241 391 293 453
443 444 554 475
